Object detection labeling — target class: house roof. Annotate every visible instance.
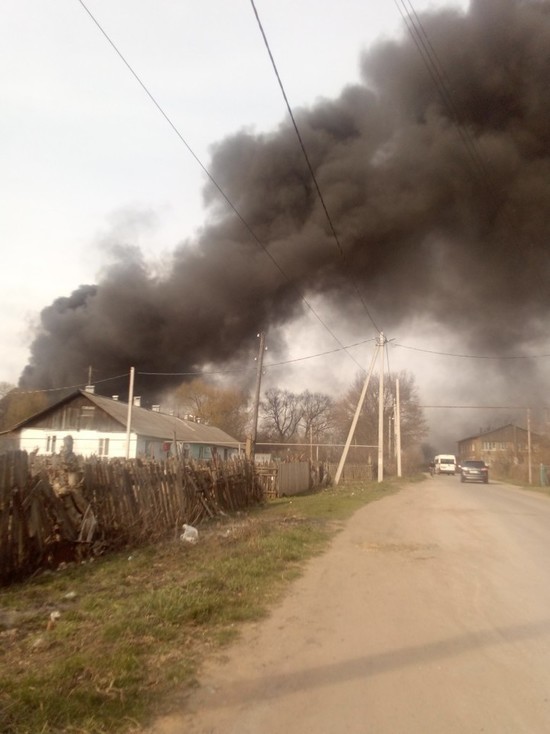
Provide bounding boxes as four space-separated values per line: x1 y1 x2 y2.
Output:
9 389 241 447
458 423 530 444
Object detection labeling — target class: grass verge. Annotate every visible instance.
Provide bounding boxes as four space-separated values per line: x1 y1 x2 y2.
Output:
0 478 402 734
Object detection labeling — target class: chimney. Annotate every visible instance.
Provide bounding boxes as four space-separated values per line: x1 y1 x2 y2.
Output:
133 396 141 407
85 385 95 394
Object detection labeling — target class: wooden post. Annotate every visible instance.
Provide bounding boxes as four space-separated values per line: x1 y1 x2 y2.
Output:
125 367 135 460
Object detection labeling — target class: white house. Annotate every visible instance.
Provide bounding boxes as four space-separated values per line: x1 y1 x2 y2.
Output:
5 389 242 460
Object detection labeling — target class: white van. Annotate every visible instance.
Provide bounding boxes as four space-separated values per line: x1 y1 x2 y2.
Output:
434 454 457 475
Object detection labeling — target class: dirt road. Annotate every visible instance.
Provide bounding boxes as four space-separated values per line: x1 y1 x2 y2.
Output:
148 477 550 733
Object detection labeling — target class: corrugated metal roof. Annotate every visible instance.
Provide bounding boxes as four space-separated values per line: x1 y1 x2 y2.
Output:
8 389 241 447
83 392 241 446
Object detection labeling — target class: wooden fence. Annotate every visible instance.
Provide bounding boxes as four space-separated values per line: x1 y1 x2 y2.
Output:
254 460 331 498
327 462 374 483
0 451 263 585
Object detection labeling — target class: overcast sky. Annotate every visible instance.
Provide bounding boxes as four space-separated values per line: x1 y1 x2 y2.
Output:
1 0 470 384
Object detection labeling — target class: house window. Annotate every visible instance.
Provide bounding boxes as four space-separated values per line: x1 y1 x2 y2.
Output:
98 438 109 457
483 441 496 450
80 406 95 429
47 435 57 453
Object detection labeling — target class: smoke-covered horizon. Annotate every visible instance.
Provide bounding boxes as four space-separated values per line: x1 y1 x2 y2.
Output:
20 0 550 432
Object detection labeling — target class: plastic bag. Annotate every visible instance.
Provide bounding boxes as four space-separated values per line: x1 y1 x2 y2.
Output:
180 523 199 544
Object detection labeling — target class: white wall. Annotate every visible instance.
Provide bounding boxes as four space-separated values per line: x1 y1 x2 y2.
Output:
18 429 241 461
19 428 137 458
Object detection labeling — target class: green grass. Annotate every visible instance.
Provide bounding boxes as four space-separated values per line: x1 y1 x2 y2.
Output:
0 478 403 734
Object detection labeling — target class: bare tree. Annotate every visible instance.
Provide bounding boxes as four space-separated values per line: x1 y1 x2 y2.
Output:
0 388 48 431
260 388 304 443
170 378 249 439
300 390 334 441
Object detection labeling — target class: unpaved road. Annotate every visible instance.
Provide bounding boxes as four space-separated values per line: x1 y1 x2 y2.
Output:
148 477 550 733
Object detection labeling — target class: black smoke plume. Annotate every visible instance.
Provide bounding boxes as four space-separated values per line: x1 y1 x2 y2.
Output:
20 0 550 406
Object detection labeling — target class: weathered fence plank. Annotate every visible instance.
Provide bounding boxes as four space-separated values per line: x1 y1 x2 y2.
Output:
0 452 264 585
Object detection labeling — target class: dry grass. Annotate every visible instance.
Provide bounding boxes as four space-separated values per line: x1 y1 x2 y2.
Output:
0 479 402 733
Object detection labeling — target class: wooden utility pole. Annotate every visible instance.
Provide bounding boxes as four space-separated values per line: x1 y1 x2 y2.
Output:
395 377 402 477
125 367 135 460
527 408 532 484
377 333 385 483
334 345 379 485
247 332 266 460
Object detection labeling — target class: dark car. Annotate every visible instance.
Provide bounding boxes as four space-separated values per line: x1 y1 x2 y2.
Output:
460 460 489 483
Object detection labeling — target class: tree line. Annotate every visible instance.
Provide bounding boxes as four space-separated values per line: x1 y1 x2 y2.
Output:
168 371 427 465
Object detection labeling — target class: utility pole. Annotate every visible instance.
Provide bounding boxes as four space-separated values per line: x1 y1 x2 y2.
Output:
388 406 393 462
125 366 135 460
377 333 385 483
395 377 402 477
527 407 532 484
334 346 379 485
247 332 266 461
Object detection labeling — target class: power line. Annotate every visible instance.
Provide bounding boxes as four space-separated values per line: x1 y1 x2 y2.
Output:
420 404 529 410
76 0 368 374
9 373 131 395
137 368 249 378
21 333 545 396
395 0 541 289
136 337 377 377
393 342 550 360
249 0 381 336
395 0 495 196
16 334 549 396
266 338 376 368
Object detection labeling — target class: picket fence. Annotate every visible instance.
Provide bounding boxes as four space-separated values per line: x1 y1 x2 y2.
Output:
0 451 262 585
